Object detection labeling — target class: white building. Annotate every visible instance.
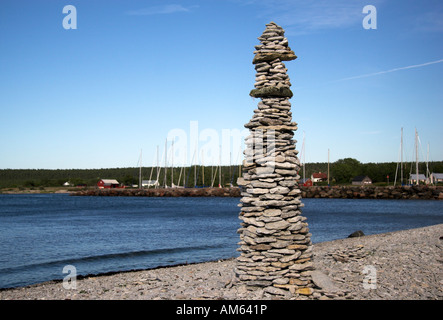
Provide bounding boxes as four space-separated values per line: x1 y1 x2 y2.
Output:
409 173 427 184
430 173 443 184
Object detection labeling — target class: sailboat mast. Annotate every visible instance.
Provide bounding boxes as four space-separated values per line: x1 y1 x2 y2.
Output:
400 127 403 185
139 149 142 189
229 151 232 186
415 128 419 185
426 142 430 183
148 154 154 187
164 139 167 188
219 145 222 188
201 150 205 187
178 166 183 187
155 145 159 189
327 148 330 186
171 140 174 187
302 132 306 182
211 166 217 187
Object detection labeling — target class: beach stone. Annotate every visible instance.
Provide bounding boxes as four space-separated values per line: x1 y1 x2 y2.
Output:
265 220 290 230
246 188 269 195
253 52 297 64
264 286 289 296
273 277 289 285
280 252 302 262
270 186 290 194
251 181 277 188
295 287 314 296
260 193 284 200
256 227 277 235
269 248 295 255
255 167 275 176
242 217 265 227
289 262 314 271
348 230 365 238
259 216 282 223
241 206 265 212
255 237 277 243
287 244 308 250
288 221 304 232
263 208 282 216
250 86 293 98
270 240 290 248
310 270 341 293
251 244 272 251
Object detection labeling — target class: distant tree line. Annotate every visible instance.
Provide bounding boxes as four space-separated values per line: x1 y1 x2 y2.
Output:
303 158 443 185
0 165 243 189
1 159 442 188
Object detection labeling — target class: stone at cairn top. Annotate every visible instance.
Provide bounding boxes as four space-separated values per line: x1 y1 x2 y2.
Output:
252 22 297 65
250 22 296 99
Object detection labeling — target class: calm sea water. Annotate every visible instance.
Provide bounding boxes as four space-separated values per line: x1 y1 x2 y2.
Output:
0 193 442 289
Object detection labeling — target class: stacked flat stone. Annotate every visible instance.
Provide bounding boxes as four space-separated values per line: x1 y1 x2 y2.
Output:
236 22 315 297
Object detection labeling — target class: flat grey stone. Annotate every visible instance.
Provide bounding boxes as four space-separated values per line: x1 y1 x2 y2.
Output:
311 270 341 293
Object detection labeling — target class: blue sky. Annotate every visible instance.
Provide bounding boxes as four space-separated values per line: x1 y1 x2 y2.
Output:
0 0 442 169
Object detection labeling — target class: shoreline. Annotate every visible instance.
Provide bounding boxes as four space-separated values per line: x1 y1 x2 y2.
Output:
1 185 442 200
71 185 443 200
1 223 442 300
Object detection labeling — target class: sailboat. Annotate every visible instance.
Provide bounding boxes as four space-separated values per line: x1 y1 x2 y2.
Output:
409 128 428 185
394 128 405 186
298 132 313 187
395 128 429 186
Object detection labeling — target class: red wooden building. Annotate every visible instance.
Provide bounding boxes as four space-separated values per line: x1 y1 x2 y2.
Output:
311 172 327 183
97 179 121 189
303 179 313 187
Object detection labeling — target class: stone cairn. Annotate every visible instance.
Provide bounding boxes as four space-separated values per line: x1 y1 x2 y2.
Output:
235 22 315 297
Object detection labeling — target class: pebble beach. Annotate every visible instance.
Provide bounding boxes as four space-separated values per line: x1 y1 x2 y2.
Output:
1 224 441 300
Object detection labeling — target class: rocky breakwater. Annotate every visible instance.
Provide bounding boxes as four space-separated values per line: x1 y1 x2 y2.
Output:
235 22 316 298
300 185 443 200
71 187 240 197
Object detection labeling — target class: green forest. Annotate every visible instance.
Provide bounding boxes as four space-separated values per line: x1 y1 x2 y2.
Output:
1 158 442 189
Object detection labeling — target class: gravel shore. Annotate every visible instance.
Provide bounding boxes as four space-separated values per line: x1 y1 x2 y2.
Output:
1 224 442 300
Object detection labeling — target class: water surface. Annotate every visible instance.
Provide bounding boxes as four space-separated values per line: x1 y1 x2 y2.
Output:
0 194 441 288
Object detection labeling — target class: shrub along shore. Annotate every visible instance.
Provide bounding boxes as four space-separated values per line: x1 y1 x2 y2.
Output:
70 185 443 200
